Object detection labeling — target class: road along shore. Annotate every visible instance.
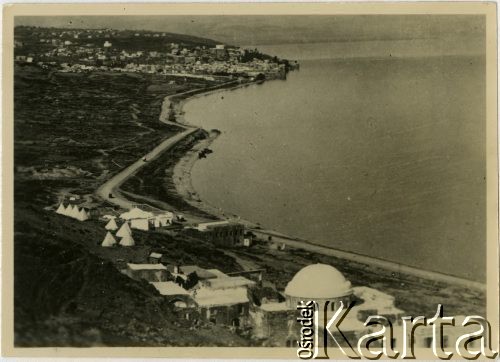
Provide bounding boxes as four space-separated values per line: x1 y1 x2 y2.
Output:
96 80 253 218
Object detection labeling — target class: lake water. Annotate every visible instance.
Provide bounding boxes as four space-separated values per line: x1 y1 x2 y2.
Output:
184 42 486 282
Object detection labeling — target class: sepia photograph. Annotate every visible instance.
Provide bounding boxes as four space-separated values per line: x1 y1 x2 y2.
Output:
2 3 498 359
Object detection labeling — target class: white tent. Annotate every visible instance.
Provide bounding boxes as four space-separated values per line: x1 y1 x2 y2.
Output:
55 203 66 215
101 232 117 247
120 207 153 221
119 234 135 247
105 218 118 231
116 222 132 237
76 208 89 222
63 203 73 216
154 212 174 227
69 205 81 219
131 218 149 231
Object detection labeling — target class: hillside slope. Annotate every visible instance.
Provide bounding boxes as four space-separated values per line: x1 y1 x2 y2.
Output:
14 204 249 347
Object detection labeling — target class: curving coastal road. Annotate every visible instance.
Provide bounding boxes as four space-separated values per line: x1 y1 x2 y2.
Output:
96 127 198 210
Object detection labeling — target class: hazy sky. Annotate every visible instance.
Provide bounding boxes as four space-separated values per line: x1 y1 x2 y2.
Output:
16 15 484 46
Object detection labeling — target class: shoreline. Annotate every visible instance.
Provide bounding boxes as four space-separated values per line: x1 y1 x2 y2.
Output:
165 79 486 292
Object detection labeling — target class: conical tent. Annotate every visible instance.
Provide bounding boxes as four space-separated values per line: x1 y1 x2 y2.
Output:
105 218 118 231
56 203 66 215
116 222 132 237
63 204 72 216
77 208 89 221
101 232 117 247
69 205 81 219
119 234 135 247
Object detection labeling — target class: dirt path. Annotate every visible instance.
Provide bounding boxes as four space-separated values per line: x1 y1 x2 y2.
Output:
222 250 260 271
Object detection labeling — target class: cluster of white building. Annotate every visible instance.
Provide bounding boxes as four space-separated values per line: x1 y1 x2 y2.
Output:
99 206 176 248
55 202 90 222
123 262 257 327
118 207 174 231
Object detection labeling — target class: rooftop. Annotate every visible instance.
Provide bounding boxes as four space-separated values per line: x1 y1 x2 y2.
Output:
285 263 352 299
205 276 256 290
206 269 228 278
260 302 290 312
151 282 190 296
180 265 217 280
195 220 240 231
192 286 249 307
127 263 167 271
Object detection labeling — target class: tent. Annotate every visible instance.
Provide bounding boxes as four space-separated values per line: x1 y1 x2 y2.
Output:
105 218 118 231
120 207 153 221
63 204 72 216
69 205 81 219
131 218 149 231
101 232 117 247
116 222 132 237
55 203 66 215
154 212 174 227
76 208 89 222
119 234 135 247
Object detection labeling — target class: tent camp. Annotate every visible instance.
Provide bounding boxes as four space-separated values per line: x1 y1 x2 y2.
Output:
101 232 117 247
105 218 118 231
119 234 135 247
116 222 132 238
56 203 66 215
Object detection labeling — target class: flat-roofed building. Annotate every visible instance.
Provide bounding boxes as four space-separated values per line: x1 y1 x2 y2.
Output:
192 286 250 327
123 263 169 282
184 221 244 247
203 276 255 290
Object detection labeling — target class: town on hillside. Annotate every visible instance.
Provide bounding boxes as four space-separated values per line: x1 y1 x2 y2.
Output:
14 26 298 81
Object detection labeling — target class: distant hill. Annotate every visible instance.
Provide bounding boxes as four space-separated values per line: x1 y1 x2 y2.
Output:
14 25 221 51
15 15 485 46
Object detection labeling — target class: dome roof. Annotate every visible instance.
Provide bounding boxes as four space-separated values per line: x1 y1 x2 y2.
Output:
285 263 352 299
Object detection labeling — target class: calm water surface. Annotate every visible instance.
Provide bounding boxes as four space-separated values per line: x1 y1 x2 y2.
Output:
184 50 485 281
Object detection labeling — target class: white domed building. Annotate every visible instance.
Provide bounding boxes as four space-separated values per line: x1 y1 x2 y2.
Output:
249 263 404 347
284 263 354 310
